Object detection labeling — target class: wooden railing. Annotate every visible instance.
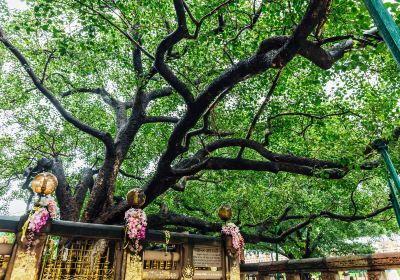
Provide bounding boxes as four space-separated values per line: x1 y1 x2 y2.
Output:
0 215 240 280
240 252 400 280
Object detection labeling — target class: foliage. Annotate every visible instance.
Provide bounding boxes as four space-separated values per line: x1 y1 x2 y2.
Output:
0 0 399 256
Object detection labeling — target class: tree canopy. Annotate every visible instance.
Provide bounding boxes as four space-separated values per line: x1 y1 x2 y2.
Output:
0 0 400 255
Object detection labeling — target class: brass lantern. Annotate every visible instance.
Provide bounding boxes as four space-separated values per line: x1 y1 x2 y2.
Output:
218 204 232 221
126 188 146 208
31 172 58 195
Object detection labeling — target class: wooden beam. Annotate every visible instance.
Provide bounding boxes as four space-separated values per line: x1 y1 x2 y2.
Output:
241 252 400 274
0 216 19 232
0 216 220 244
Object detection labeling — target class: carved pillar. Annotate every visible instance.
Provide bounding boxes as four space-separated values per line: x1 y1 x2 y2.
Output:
124 253 143 280
367 270 387 280
286 273 301 280
181 243 194 280
113 242 124 280
321 272 340 280
6 233 46 280
227 256 241 280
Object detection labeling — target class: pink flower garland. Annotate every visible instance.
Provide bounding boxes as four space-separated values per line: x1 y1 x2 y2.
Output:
23 196 58 249
222 223 245 260
124 208 147 253
28 208 50 233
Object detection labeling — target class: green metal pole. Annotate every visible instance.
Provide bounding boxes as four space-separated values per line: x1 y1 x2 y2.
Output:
388 179 400 227
373 139 400 227
373 139 400 193
363 0 400 67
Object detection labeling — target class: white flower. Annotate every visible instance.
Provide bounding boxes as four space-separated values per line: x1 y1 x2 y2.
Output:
38 197 49 206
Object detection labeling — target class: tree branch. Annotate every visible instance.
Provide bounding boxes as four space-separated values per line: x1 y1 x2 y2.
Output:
237 69 282 158
143 116 180 124
72 0 154 60
0 27 115 152
154 0 194 106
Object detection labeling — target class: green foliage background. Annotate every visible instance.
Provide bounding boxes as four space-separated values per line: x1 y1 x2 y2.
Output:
0 0 400 257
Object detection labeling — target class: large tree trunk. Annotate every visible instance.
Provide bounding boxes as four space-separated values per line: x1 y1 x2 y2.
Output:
83 154 121 222
83 144 132 222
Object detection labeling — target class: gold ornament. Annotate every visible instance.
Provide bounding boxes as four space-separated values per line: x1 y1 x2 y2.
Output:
9 250 37 280
218 204 232 221
181 264 194 280
230 262 241 280
31 172 58 195
126 188 146 208
125 254 143 280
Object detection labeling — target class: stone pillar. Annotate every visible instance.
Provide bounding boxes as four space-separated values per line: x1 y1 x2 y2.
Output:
321 272 340 280
6 233 46 280
367 270 387 280
286 273 301 280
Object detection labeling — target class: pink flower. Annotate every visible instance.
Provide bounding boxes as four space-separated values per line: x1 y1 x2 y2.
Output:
28 208 50 233
124 209 147 242
222 223 245 260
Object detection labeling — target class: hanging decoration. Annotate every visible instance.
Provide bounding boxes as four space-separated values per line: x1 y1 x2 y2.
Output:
221 223 245 260
21 173 58 250
218 205 245 261
124 208 147 253
124 188 147 280
164 230 170 256
124 188 147 254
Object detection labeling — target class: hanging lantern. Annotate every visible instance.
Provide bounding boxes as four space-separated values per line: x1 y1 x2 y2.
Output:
126 188 146 208
31 172 58 195
218 204 232 221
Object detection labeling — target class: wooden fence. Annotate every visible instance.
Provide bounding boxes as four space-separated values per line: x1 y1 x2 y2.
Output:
240 252 400 280
0 215 240 280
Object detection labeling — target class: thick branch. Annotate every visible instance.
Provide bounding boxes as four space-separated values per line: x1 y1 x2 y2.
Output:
145 204 391 243
74 168 94 214
147 87 174 100
144 116 180 124
52 159 79 221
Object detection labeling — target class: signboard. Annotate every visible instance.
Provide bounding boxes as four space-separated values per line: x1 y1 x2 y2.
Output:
193 245 222 268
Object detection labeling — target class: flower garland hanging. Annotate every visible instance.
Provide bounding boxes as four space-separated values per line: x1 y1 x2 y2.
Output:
22 196 58 249
124 208 147 254
221 223 245 260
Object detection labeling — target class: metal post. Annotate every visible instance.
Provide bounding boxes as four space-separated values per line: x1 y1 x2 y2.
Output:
372 139 400 227
373 139 400 192
388 179 400 226
363 0 400 67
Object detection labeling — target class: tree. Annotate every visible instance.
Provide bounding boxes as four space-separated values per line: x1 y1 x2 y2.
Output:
0 0 399 247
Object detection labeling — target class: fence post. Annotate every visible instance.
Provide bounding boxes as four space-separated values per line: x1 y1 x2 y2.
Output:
6 233 46 280
367 270 387 280
321 272 340 280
